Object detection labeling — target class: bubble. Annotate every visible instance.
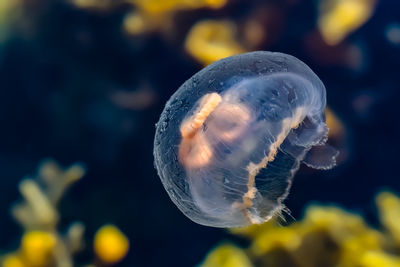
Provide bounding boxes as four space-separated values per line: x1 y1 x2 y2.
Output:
154 51 338 228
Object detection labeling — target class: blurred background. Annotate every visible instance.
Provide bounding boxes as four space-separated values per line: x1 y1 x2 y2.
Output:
0 0 400 266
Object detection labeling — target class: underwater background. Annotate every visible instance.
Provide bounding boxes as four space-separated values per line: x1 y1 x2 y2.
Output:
0 0 400 266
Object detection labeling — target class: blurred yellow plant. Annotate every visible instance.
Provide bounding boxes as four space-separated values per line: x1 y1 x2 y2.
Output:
201 243 253 267
68 0 228 34
0 160 86 267
359 251 400 267
0 160 131 267
124 0 227 34
130 0 226 14
318 0 376 45
185 20 246 66
376 192 400 245
2 254 25 267
20 231 57 267
325 107 345 139
201 192 400 267
94 225 129 265
0 0 22 43
69 0 116 10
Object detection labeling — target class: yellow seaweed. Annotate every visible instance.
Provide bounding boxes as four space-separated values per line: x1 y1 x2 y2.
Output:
359 251 400 267
2 254 25 267
124 0 227 34
376 192 400 245
184 20 246 66
0 160 86 267
130 0 227 14
0 0 22 43
318 0 376 45
200 243 253 267
203 192 400 267
94 225 130 264
20 231 57 267
0 160 130 267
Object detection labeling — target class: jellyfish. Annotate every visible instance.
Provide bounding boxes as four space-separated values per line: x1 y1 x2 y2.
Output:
154 51 338 228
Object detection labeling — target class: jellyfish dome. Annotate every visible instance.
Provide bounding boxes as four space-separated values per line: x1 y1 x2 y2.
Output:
154 51 338 228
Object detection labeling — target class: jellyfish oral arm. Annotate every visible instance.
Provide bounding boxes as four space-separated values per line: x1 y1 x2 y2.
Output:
234 107 307 224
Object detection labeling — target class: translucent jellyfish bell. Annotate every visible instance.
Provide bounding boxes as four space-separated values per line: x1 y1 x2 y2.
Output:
154 51 338 228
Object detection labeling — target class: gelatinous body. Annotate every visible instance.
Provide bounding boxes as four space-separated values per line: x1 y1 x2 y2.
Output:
154 51 338 228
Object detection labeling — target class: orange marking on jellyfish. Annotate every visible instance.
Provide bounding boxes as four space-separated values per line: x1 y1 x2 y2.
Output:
207 100 251 142
178 93 222 169
180 93 222 139
178 133 213 169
